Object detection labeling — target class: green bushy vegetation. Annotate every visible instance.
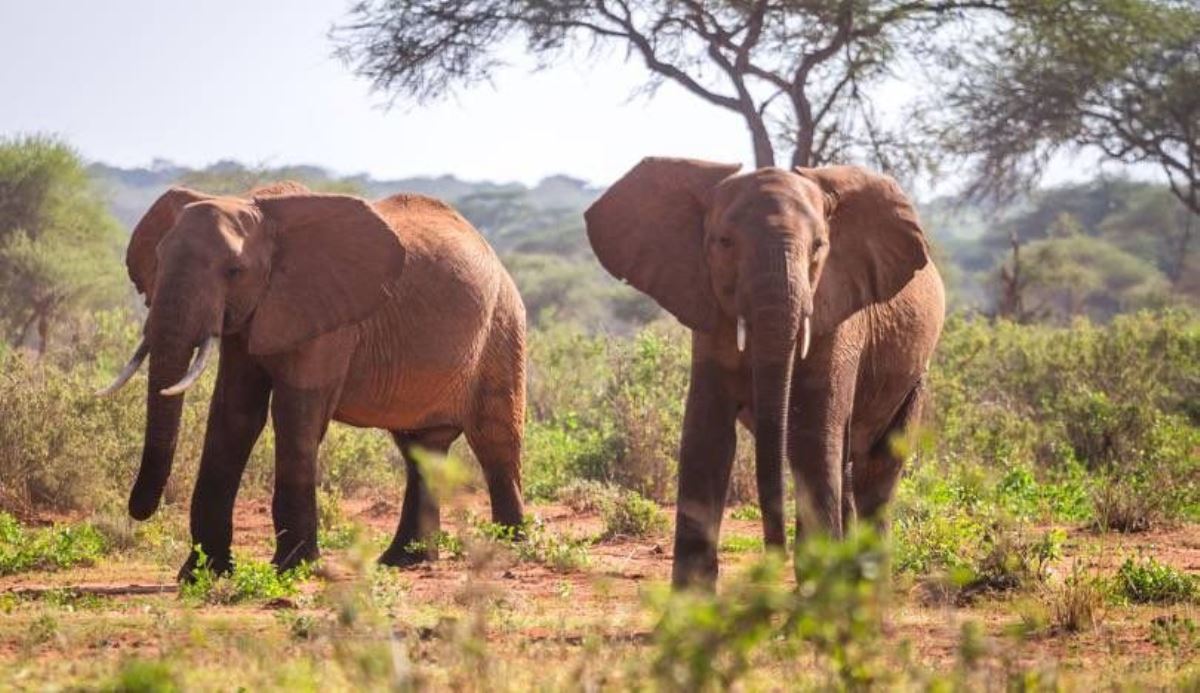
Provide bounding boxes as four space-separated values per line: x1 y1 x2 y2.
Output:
1114 556 1199 604
2 308 1196 554
467 516 591 572
599 489 668 540
0 512 108 576
179 549 311 606
651 530 891 690
523 321 692 503
887 309 1199 581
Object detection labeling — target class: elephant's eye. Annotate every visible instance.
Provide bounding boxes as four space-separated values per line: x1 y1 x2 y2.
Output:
224 265 244 280
716 236 733 249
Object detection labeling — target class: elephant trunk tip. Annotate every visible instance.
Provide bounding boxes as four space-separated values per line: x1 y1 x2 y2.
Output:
128 487 162 521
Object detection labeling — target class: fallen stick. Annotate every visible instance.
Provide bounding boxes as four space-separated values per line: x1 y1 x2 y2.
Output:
4 584 178 597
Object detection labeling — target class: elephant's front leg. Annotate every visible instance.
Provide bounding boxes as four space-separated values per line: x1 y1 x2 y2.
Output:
179 339 271 582
788 371 855 540
672 359 739 590
269 381 339 572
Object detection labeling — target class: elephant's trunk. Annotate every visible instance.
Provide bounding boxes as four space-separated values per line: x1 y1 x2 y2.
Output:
749 246 805 550
128 289 217 520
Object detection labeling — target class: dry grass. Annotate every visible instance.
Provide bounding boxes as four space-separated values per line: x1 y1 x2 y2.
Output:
0 494 1197 691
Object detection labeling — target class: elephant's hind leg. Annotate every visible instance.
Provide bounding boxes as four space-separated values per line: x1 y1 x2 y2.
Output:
464 336 526 530
380 426 461 567
465 407 526 530
854 378 927 531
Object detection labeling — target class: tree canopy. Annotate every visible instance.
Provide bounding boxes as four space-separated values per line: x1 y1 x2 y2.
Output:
333 0 1012 171
0 136 126 353
939 0 1199 217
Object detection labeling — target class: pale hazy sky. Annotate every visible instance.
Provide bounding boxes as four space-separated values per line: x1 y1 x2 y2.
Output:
0 0 1138 190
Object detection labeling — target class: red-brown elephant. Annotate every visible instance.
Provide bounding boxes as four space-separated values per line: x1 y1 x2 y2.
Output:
586 158 945 589
102 182 526 579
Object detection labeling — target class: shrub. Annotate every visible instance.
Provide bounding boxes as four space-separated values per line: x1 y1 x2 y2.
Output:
650 555 793 690
100 658 180 693
468 517 590 572
0 512 109 575
1091 478 1161 533
730 504 762 521
179 548 311 605
931 311 1199 524
649 529 889 691
891 461 990 576
522 418 612 501
554 479 620 513
1048 563 1107 633
964 526 1064 596
720 534 763 554
317 425 399 498
1114 557 1198 604
600 490 668 540
525 321 690 502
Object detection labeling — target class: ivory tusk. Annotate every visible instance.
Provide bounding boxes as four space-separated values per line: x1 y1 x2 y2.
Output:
95 341 150 397
159 335 219 396
799 316 812 360
736 316 747 353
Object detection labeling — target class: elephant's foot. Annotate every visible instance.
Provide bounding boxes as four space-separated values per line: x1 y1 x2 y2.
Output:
378 539 438 569
177 548 232 584
271 539 319 574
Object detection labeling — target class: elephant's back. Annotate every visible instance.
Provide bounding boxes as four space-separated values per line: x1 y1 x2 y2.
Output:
334 195 511 430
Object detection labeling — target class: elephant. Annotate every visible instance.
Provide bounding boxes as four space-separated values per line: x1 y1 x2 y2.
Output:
585 158 945 589
100 181 527 578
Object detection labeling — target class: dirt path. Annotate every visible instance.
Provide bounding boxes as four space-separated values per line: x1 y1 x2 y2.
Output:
2 494 1197 688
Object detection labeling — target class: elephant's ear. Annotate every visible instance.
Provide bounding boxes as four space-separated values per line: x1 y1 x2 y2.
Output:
795 166 931 331
127 187 212 303
248 194 407 355
585 157 741 332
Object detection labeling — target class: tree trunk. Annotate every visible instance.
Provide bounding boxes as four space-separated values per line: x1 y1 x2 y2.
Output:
749 119 775 168
791 124 815 168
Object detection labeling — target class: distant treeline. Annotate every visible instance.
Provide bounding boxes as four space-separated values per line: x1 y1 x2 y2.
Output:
90 157 1198 333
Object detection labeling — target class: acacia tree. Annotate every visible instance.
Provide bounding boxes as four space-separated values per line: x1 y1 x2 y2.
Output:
333 0 1006 170
0 136 126 353
940 0 1199 216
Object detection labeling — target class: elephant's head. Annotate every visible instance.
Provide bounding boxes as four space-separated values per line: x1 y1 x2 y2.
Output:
102 182 406 520
585 158 929 543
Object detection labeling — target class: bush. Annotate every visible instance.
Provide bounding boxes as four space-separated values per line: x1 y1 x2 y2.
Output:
1092 478 1162 533
964 526 1064 596
650 529 889 690
554 479 620 513
468 516 590 572
100 658 180 693
0 511 109 575
931 310 1198 523
525 321 690 502
1114 557 1198 604
1049 563 1107 633
600 490 668 540
522 418 612 501
179 549 311 605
